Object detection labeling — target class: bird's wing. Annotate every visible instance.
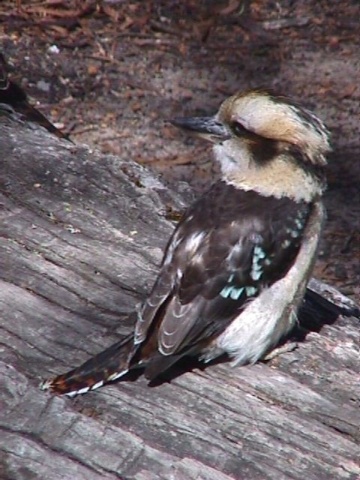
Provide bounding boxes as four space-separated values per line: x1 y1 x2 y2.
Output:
135 181 312 360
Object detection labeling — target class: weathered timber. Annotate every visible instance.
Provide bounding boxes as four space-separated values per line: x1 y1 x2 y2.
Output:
0 115 359 480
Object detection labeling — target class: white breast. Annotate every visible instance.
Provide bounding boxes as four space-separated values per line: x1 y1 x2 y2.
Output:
215 201 325 365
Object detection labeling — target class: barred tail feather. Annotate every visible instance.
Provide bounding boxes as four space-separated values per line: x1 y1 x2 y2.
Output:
41 334 134 397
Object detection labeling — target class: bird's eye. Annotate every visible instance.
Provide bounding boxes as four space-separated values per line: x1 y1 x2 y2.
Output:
230 121 247 136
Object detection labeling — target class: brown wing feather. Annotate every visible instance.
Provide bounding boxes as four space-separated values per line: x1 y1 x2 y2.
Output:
134 181 311 370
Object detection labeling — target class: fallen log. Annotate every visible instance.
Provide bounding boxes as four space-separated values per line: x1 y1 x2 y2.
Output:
1 113 359 480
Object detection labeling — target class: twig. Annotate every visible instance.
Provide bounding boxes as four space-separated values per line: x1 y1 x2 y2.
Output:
261 17 310 31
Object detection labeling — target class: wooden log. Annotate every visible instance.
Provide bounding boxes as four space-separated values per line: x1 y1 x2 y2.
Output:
1 114 359 480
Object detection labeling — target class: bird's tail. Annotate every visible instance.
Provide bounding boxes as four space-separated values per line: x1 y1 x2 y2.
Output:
40 334 134 397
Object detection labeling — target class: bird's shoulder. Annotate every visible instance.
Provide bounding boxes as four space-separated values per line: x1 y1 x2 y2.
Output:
167 180 312 279
135 181 312 357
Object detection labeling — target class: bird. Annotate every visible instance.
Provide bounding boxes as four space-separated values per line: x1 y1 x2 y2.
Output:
41 88 334 397
0 53 71 141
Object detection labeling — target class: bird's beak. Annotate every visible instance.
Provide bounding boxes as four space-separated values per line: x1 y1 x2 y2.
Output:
170 116 230 143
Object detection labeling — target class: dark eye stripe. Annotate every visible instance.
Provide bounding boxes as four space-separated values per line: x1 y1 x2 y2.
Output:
231 121 248 136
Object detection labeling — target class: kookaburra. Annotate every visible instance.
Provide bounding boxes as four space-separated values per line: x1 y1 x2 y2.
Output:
0 53 70 141
42 88 332 396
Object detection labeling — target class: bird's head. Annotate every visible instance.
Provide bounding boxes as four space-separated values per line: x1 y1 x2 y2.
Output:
172 89 331 201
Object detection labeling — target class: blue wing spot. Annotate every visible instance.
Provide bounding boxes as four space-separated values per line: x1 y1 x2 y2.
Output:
246 286 257 296
230 287 244 300
282 239 291 249
251 268 262 281
290 229 300 238
220 285 244 300
295 218 304 229
251 245 265 281
220 285 233 298
254 246 266 259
